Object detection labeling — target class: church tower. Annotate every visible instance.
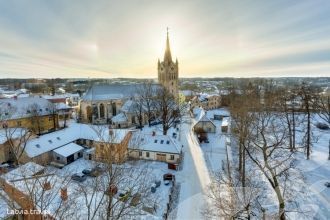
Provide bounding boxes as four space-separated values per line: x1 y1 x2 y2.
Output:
158 28 179 98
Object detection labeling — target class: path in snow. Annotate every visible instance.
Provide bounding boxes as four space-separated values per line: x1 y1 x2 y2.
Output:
175 115 211 220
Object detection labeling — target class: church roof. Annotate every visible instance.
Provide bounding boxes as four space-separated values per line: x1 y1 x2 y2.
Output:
82 84 159 101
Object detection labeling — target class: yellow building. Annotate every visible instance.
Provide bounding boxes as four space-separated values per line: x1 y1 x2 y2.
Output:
0 97 73 134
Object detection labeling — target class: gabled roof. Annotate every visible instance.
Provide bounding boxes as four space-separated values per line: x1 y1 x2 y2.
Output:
0 97 52 119
129 132 182 154
111 112 128 123
82 84 159 101
53 143 84 157
24 123 130 158
195 115 216 128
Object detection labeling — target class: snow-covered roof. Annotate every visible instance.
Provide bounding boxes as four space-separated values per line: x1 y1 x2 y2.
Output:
24 123 131 158
112 112 128 123
55 102 72 110
53 143 84 157
180 90 194 96
195 115 216 128
206 109 230 118
82 84 159 101
221 118 230 127
1 162 45 182
0 97 52 119
42 94 67 100
129 132 182 154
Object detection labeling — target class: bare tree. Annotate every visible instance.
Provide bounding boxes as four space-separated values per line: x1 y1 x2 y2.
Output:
245 110 304 220
47 102 58 131
0 102 33 165
28 103 43 135
314 94 330 159
76 125 159 220
204 161 263 219
137 81 157 126
0 166 76 219
154 86 182 135
298 83 318 160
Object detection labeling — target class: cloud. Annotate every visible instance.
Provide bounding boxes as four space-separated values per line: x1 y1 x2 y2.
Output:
0 0 329 78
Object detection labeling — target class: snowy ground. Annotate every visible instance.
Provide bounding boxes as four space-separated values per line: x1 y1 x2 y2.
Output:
200 109 230 173
291 114 330 219
47 158 176 219
175 114 211 220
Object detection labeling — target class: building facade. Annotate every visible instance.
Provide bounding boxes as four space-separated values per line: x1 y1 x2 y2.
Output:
158 29 179 98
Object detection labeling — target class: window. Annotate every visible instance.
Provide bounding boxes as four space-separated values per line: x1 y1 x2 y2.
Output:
48 140 52 144
16 121 22 126
160 140 164 144
146 152 150 157
39 109 42 112
166 141 170 144
154 140 158 143
56 156 60 160
139 151 142 157
56 137 61 140
78 152 82 157
170 155 174 160
36 144 40 148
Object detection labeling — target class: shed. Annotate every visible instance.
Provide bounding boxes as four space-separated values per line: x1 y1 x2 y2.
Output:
53 143 84 165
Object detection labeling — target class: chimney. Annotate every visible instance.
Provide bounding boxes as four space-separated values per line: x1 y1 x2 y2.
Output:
43 181 51 191
152 131 156 136
60 187 68 201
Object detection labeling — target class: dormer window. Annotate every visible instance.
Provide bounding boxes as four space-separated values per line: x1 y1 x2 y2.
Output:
154 140 158 143
48 140 52 144
166 141 170 144
56 137 61 140
36 144 40 148
160 140 164 144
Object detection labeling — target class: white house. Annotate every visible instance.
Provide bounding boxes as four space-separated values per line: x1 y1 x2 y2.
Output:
128 132 182 163
193 115 216 133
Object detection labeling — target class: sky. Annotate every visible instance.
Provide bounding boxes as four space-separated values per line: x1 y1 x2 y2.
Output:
0 0 329 78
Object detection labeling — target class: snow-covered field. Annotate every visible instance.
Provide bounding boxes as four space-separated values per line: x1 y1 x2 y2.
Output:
291 114 330 219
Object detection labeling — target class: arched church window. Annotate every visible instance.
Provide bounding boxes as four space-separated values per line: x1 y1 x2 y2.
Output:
86 106 92 123
99 103 105 118
112 103 117 116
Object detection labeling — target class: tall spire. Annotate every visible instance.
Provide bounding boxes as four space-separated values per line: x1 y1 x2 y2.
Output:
163 27 172 63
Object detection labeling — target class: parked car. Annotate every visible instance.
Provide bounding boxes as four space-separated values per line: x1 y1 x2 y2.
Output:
82 169 92 175
71 173 87 182
150 119 162 126
136 125 144 129
83 166 104 177
163 173 175 181
316 122 329 130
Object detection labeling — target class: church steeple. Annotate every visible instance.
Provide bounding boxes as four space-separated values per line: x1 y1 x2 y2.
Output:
163 27 172 63
158 28 179 98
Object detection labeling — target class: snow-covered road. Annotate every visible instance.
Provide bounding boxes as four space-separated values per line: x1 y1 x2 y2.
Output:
176 115 211 220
